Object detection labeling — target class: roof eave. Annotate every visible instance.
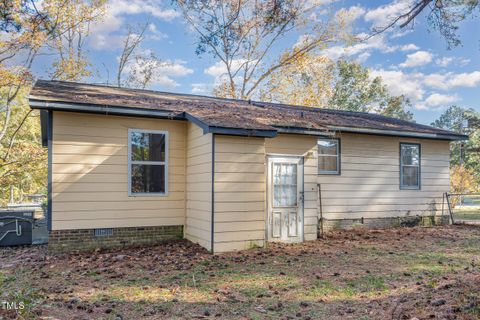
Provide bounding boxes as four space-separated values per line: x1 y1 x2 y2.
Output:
328 126 468 141
30 98 467 141
29 99 183 120
274 126 333 137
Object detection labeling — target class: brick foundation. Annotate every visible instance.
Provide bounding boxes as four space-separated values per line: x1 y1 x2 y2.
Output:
321 215 450 233
48 225 183 253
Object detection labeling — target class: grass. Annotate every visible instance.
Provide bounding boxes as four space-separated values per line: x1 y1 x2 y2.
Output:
454 213 480 221
1 226 480 319
453 202 480 221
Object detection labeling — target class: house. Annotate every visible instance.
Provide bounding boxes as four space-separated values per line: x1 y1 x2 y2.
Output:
29 80 467 253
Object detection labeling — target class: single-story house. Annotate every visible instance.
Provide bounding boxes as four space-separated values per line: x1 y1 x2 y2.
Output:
29 80 467 253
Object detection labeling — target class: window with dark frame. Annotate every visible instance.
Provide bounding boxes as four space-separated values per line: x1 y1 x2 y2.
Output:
318 138 340 174
400 143 420 190
128 130 168 195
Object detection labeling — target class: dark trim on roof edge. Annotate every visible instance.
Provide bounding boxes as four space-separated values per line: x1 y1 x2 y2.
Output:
275 126 333 137
40 110 48 147
329 126 468 141
208 126 277 137
30 99 183 120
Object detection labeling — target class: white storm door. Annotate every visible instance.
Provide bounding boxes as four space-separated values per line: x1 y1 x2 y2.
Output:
267 157 304 243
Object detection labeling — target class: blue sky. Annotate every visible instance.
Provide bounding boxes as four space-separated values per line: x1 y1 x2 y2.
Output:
33 0 480 125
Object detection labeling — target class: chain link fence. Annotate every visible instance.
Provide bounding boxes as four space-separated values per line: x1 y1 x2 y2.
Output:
445 193 480 225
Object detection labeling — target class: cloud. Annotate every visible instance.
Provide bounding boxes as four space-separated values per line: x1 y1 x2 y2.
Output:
449 71 480 87
204 59 249 80
321 33 396 60
158 60 193 77
400 44 419 51
147 23 168 41
364 1 413 27
356 52 371 63
370 69 425 102
341 5 366 22
89 0 179 50
371 68 480 109
424 93 459 108
423 71 480 89
422 73 447 89
435 57 454 67
191 83 213 95
399 51 433 68
203 59 258 94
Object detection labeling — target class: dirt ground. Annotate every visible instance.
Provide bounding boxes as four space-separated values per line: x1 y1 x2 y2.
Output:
1 225 479 320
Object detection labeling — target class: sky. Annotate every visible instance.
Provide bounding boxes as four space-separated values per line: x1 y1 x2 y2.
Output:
33 0 480 126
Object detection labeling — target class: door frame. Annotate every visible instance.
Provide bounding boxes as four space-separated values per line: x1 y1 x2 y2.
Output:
266 154 305 243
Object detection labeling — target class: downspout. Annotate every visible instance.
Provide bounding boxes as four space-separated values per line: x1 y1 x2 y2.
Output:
211 134 215 253
317 183 323 238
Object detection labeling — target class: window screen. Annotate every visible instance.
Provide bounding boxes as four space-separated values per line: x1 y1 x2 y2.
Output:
318 139 340 174
400 143 420 189
129 130 168 195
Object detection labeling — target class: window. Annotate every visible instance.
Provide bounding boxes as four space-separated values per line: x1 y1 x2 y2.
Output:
400 143 420 190
128 129 168 195
318 138 340 174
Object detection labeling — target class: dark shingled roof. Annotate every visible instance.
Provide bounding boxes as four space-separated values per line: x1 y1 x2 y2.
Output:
29 80 467 140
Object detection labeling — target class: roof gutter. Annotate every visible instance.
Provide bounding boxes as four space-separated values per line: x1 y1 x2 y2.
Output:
328 126 468 141
29 99 184 120
275 126 333 137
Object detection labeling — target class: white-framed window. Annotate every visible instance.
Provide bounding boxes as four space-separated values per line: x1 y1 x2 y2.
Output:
128 129 168 196
400 143 421 190
318 138 340 175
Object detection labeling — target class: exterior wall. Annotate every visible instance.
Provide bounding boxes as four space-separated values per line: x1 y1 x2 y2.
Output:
265 134 319 241
50 110 452 252
51 111 186 230
318 133 450 227
49 225 183 253
213 135 266 252
185 123 212 251
264 133 450 236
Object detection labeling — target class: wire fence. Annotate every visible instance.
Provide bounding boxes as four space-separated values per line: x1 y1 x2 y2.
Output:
445 193 480 225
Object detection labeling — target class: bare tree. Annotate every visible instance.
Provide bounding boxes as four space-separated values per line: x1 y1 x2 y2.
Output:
174 0 350 99
368 0 479 48
125 52 171 89
49 1 105 81
117 23 148 87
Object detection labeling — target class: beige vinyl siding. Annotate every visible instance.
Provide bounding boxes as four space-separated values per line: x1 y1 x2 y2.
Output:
318 133 450 219
51 111 186 230
213 135 266 253
185 123 212 251
265 134 319 241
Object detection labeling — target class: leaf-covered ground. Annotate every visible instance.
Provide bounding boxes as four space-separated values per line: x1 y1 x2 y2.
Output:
1 225 479 320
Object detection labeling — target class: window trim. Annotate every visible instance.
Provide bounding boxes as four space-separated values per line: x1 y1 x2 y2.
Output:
399 142 421 190
317 138 341 175
128 128 169 197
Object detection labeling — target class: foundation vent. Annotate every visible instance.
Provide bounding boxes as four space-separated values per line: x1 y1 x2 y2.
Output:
94 228 113 237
